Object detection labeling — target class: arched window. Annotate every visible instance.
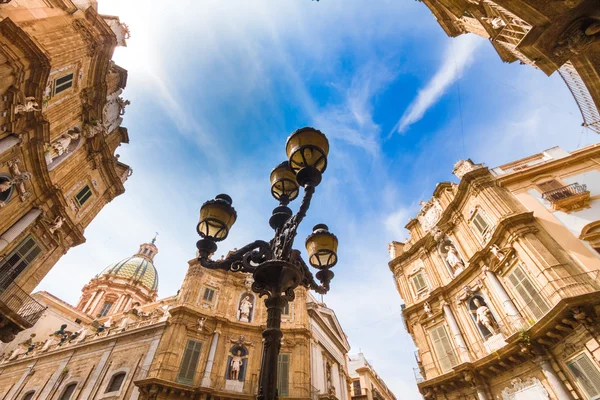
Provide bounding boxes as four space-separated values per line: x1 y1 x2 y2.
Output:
22 392 35 400
106 372 126 393
59 383 77 400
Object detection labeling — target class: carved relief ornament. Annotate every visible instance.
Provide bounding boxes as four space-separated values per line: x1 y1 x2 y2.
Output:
417 197 443 232
452 159 483 180
501 378 548 400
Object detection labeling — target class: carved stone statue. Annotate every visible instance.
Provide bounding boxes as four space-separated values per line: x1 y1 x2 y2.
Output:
229 350 243 380
117 97 130 115
14 97 41 114
490 244 505 261
45 131 80 164
424 302 433 318
445 245 465 272
474 298 498 335
239 295 253 323
244 275 254 291
6 159 32 201
48 216 65 235
198 317 206 331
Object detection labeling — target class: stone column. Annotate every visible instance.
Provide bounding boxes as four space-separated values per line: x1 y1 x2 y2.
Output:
536 356 573 400
0 208 42 252
87 290 104 316
201 330 220 387
482 267 521 326
113 293 126 313
475 385 489 400
82 290 99 313
442 301 470 363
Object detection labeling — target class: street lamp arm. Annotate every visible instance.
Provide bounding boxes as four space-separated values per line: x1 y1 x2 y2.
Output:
294 250 330 294
198 240 273 273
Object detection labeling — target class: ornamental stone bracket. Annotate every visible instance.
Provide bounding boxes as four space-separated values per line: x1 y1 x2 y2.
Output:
229 334 254 347
553 18 600 59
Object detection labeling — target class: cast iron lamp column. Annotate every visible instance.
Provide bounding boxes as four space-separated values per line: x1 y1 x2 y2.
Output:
195 127 338 400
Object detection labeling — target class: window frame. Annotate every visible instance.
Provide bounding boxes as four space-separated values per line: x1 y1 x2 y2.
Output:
74 184 93 207
277 353 290 397
99 302 113 317
0 235 43 290
504 265 550 321
470 209 490 237
53 72 74 96
105 372 126 393
566 352 600 400
22 391 35 400
58 382 77 400
177 339 203 385
203 287 215 303
428 323 458 373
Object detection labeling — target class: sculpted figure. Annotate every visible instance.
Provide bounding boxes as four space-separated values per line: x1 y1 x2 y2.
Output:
198 317 206 331
45 131 80 164
14 97 41 114
445 245 464 271
48 216 65 235
239 295 253 322
229 350 243 380
474 298 498 335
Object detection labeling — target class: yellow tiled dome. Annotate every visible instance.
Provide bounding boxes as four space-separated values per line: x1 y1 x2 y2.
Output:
101 256 158 291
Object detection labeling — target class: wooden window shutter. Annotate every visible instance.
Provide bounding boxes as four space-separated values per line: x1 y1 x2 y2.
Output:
430 325 457 372
177 340 202 385
507 266 549 320
537 179 563 192
277 353 290 397
567 353 600 399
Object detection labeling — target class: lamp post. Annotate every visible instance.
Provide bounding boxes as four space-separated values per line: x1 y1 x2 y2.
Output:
195 127 338 400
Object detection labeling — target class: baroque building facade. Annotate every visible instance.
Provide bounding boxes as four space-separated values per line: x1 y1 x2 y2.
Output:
347 353 396 400
418 0 600 134
0 238 384 400
0 0 131 343
389 143 600 400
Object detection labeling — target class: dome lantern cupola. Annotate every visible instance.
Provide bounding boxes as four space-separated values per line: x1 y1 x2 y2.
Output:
76 236 160 318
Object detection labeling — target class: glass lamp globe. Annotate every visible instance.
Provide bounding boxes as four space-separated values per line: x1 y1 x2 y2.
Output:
197 194 237 242
305 224 338 269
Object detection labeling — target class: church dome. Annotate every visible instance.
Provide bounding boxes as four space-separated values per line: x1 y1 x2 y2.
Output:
99 239 159 291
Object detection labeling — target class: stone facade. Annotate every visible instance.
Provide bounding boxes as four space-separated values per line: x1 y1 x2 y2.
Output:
347 353 396 400
0 239 383 400
418 0 600 134
389 145 600 400
0 0 131 343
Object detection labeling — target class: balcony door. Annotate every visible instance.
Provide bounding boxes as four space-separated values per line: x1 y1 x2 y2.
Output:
429 324 457 373
0 236 42 291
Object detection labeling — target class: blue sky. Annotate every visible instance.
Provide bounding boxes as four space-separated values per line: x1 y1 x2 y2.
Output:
36 1 597 398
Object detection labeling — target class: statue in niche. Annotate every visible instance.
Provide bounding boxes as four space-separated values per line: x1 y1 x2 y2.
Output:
470 297 499 337
229 350 243 380
14 97 41 114
424 302 433 318
445 245 465 273
238 294 254 323
48 216 65 235
198 317 206 331
490 245 505 261
45 129 81 164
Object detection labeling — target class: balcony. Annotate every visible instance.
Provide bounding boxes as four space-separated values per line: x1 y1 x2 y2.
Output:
0 281 46 343
541 183 590 212
417 271 600 382
352 388 369 400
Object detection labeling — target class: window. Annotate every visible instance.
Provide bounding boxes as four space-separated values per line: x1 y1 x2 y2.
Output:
282 302 290 316
471 211 490 235
412 272 428 295
429 324 458 373
277 353 290 397
507 266 550 320
353 380 362 396
0 236 42 290
567 353 600 399
106 372 126 393
53 73 74 95
59 383 77 400
177 340 202 385
537 179 563 193
203 288 215 302
75 185 92 206
22 392 35 400
75 318 82 324
99 302 113 317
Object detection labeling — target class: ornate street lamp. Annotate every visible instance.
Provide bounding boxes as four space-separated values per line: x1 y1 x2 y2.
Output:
196 127 337 400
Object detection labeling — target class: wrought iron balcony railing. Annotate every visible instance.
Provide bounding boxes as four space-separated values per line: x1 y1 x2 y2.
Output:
0 281 45 327
541 183 588 203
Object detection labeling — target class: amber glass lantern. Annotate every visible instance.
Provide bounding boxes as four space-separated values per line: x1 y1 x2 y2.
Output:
285 127 329 186
270 161 300 204
305 224 338 269
197 194 237 241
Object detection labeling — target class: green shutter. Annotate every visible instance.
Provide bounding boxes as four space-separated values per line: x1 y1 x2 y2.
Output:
277 353 290 397
430 325 457 372
568 353 600 399
507 266 549 320
177 340 202 385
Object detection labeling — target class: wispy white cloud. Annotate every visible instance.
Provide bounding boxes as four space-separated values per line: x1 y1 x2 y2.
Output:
391 35 481 135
